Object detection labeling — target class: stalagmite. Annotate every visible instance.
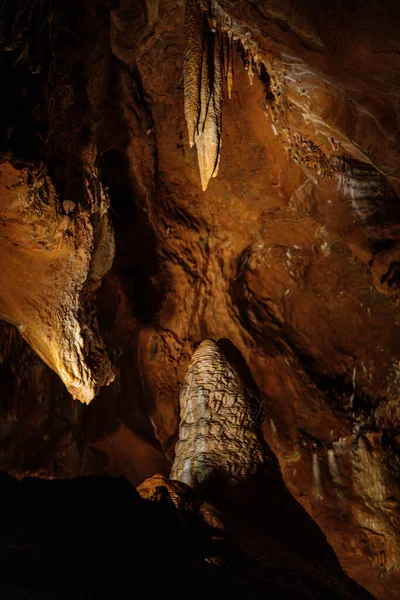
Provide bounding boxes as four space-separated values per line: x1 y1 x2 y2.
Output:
170 339 269 488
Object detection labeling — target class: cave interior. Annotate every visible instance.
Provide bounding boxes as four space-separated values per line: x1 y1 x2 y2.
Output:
1 1 400 598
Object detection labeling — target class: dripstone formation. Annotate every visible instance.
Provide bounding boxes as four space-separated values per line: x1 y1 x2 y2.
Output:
2 1 400 597
170 339 269 487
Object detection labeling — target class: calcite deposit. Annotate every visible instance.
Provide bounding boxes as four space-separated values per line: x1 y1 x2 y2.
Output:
0 160 115 403
184 0 223 191
171 339 269 487
1 1 400 598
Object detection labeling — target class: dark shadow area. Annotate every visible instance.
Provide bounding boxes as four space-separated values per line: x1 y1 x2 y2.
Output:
0 0 50 161
81 143 168 471
0 323 84 478
98 148 165 326
0 468 374 599
226 474 374 599
0 471 238 599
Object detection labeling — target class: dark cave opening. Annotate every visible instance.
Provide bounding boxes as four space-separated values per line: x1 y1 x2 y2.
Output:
98 148 165 327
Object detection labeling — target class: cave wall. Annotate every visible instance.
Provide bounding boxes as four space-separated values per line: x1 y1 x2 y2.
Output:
1 1 400 598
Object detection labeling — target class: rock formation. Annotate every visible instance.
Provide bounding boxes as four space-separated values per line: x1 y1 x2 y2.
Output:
1 1 400 598
184 0 222 190
171 339 269 486
0 160 115 403
0 1 116 403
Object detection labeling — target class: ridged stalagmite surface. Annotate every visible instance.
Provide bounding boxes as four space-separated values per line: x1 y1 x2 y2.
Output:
170 339 268 487
184 1 222 191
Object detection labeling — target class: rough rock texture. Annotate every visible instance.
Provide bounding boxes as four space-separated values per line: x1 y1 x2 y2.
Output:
0 471 232 599
184 0 223 190
0 321 85 478
171 339 269 486
0 1 115 402
0 160 115 403
1 1 400 598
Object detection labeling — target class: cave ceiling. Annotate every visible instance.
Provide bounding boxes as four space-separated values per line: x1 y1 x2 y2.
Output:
1 0 400 597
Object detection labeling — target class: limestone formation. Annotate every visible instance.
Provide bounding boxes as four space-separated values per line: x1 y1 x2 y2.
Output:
184 0 222 191
184 0 203 149
3 0 400 597
220 28 233 99
170 339 268 487
0 161 115 404
184 1 263 190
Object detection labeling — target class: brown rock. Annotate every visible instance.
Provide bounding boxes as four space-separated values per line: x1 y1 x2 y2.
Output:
0 160 115 403
1 1 400 597
89 424 168 487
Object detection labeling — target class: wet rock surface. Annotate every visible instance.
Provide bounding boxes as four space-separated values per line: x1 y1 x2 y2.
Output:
1 1 400 598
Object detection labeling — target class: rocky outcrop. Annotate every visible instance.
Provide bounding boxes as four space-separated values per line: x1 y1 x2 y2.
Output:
0 1 116 403
0 159 115 403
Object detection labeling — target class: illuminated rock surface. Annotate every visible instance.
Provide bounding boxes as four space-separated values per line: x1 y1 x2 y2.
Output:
170 339 269 486
1 1 400 597
0 161 115 403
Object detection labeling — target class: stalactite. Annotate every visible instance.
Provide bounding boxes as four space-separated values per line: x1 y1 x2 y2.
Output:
220 29 233 99
245 50 255 86
184 0 203 149
184 0 265 191
184 0 222 191
226 31 234 99
195 25 222 191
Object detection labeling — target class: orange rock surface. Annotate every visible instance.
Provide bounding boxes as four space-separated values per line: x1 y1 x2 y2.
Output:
1 1 400 597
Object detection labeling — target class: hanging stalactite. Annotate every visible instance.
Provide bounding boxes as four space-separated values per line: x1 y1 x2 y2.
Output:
220 27 233 99
184 0 204 149
184 0 222 191
184 0 265 191
195 20 222 191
